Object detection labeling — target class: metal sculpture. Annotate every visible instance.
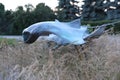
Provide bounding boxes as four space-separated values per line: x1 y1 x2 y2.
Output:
22 19 88 45
22 19 120 49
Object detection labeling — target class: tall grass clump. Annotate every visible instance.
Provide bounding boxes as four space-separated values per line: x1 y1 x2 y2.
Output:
0 34 120 80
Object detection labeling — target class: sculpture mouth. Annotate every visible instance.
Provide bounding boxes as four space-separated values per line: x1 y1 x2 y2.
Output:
22 31 39 44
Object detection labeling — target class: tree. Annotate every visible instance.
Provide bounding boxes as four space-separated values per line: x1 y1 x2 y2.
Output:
81 0 106 21
4 10 14 34
104 0 120 20
0 3 5 18
57 0 80 21
11 6 25 34
82 0 120 20
0 3 5 34
33 3 56 22
0 3 56 35
25 4 34 12
12 5 35 35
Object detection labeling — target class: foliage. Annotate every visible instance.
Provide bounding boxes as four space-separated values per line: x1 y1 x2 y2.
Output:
0 1 120 35
0 3 5 34
81 0 106 21
82 0 120 21
33 3 56 22
56 0 80 21
0 3 56 35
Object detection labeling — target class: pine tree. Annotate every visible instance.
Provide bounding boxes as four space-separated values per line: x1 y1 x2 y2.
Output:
57 0 80 20
82 0 120 20
105 0 120 20
81 0 106 21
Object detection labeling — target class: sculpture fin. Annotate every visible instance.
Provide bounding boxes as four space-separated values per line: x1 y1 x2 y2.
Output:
55 19 60 22
67 18 81 28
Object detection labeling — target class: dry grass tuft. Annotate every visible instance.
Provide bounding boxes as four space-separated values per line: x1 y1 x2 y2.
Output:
0 34 120 80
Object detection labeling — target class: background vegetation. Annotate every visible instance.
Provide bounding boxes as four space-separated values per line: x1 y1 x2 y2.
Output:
0 3 56 35
0 0 120 35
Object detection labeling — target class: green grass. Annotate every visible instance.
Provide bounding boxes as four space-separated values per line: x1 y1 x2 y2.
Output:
0 38 17 46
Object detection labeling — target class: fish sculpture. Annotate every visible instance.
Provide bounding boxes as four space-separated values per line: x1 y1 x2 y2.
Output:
22 19 88 45
22 19 119 49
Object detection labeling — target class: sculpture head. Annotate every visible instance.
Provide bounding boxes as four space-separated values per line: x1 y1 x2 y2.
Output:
22 22 52 44
23 31 40 44
22 23 41 44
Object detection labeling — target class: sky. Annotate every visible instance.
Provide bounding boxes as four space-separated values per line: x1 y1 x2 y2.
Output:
0 0 83 11
0 0 59 10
